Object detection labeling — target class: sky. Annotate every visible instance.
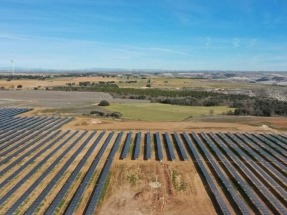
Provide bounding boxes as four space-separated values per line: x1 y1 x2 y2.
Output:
0 0 287 71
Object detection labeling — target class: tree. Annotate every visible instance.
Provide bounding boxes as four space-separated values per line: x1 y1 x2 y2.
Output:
98 100 110 106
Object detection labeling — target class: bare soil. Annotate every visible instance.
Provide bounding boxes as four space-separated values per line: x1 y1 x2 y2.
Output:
60 116 287 133
98 161 217 215
0 77 118 90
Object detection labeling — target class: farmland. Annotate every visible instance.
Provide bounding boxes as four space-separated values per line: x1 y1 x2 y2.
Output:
1 108 287 214
105 103 234 121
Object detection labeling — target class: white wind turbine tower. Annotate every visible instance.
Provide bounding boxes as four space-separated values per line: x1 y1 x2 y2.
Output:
11 59 14 75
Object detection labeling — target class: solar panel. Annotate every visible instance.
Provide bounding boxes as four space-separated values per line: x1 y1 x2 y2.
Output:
84 132 123 215
219 132 287 200
154 132 163 161
63 132 114 214
24 131 99 214
120 132 132 159
6 131 97 214
164 132 175 160
182 132 231 215
226 132 287 184
269 134 287 145
0 131 85 205
254 133 287 154
44 131 105 214
261 133 287 151
145 132 151 160
133 132 141 160
244 133 287 164
197 132 250 215
173 132 188 160
0 130 69 177
209 132 287 215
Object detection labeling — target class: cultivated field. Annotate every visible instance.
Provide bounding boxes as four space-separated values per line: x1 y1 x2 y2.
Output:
105 103 233 121
1 108 287 215
0 75 281 91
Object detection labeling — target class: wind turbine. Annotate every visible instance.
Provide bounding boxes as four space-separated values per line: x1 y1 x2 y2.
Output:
11 59 14 75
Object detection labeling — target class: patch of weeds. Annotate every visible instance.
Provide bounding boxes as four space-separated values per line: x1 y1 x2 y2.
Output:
179 181 188 191
126 173 138 186
171 170 179 189
58 199 65 209
171 169 188 192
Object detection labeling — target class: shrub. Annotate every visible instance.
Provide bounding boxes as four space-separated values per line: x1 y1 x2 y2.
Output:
98 100 110 106
90 111 105 116
109 112 122 118
146 84 151 87
17 85 22 89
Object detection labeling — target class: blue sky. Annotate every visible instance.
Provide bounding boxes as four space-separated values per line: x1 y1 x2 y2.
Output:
0 0 287 71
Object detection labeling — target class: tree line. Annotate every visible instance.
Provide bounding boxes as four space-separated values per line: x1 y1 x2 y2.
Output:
52 84 287 117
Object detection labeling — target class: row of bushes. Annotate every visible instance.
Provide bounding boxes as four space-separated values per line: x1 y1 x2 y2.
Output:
90 111 122 118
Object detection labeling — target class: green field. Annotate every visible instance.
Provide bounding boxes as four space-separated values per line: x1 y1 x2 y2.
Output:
116 77 264 90
106 103 234 121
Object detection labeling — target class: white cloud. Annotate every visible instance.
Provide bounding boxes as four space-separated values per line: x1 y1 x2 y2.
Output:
0 33 29 40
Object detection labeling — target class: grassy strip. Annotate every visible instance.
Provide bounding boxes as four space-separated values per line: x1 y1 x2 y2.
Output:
106 103 233 121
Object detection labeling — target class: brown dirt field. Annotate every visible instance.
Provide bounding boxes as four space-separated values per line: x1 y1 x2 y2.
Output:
97 161 218 215
0 77 117 90
60 116 287 133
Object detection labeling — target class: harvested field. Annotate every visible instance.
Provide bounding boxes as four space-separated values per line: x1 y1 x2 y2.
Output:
0 77 118 90
0 90 148 109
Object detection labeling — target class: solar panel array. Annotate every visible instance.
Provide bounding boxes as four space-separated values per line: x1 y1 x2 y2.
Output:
155 132 163 161
145 132 151 160
132 132 141 160
0 107 31 119
1 108 287 214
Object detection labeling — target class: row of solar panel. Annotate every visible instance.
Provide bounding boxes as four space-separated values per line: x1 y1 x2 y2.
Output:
1 131 156 214
0 115 72 133
203 132 287 214
118 131 287 214
194 132 251 214
218 132 287 200
201 132 271 215
182 132 231 214
43 131 105 214
118 131 287 163
0 118 73 167
0 117 69 151
1 131 286 214
23 131 98 214
0 130 83 206
0 108 31 119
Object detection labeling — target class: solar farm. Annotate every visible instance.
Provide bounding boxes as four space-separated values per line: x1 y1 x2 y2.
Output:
0 108 287 214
